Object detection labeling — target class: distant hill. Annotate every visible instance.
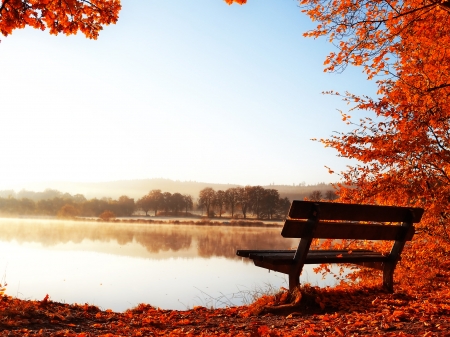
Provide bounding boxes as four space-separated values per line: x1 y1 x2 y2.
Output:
0 179 337 201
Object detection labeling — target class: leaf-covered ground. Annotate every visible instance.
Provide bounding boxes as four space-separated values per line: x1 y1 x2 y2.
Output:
1 282 449 336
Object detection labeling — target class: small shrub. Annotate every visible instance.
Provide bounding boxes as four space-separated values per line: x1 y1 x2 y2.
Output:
57 204 79 219
99 210 116 221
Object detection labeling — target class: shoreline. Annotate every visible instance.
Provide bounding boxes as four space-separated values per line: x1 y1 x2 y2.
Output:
1 215 284 228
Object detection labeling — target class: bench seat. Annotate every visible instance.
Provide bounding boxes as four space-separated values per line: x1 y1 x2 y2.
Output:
237 249 388 274
237 249 385 264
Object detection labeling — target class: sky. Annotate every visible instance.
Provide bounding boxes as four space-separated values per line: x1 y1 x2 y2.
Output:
0 0 378 191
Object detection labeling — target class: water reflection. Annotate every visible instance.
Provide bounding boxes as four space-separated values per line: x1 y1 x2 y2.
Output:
0 218 296 259
0 218 336 312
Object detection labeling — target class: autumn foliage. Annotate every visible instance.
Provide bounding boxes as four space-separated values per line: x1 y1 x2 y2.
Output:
301 1 450 242
224 0 247 4
286 1 450 313
222 3 450 229
230 0 450 250
0 0 121 39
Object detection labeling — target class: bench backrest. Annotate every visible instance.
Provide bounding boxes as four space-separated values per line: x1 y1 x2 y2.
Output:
282 201 424 241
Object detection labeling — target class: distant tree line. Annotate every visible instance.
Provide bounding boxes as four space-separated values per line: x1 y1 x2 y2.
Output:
197 186 290 220
308 190 338 202
0 186 291 220
0 191 136 218
135 190 193 216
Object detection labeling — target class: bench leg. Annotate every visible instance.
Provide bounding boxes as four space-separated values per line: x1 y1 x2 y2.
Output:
383 262 395 293
289 272 300 292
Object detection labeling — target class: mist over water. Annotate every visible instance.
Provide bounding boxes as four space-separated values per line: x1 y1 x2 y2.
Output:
0 219 339 311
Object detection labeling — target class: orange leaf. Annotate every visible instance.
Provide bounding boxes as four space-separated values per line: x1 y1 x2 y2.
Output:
335 327 345 336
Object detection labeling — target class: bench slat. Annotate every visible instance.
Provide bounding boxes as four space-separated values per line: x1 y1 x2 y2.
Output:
281 220 415 240
237 249 295 258
244 249 387 265
288 201 424 223
236 249 374 258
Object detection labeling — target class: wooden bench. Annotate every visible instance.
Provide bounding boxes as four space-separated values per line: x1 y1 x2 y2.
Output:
237 201 424 292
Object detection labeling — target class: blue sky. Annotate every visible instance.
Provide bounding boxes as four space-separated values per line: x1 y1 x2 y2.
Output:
0 0 377 190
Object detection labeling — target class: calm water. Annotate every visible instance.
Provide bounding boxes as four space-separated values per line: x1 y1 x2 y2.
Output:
0 218 338 312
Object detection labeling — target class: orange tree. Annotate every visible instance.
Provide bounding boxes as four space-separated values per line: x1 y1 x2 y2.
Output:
225 0 450 291
225 0 450 238
297 0 450 242
0 0 121 39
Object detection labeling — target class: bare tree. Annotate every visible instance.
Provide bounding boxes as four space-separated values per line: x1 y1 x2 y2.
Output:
225 187 239 218
182 194 193 215
248 185 265 219
117 195 135 216
277 197 291 219
213 190 226 218
324 190 338 201
170 193 185 215
260 189 280 220
198 187 216 217
161 192 172 214
237 186 253 219
309 190 323 201
148 189 164 216
136 195 152 216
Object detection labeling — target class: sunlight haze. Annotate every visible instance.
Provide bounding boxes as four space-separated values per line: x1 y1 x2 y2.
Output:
0 0 377 191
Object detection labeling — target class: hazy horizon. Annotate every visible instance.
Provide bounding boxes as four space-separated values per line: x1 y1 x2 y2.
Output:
0 177 336 201
0 177 335 192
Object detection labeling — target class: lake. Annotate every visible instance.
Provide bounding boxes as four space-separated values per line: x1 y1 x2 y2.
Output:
0 218 339 312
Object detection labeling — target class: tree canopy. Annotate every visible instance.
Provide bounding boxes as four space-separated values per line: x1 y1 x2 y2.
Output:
301 0 450 241
0 0 121 39
226 0 450 240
